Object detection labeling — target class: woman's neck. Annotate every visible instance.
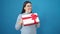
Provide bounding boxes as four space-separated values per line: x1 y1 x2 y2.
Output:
25 11 30 14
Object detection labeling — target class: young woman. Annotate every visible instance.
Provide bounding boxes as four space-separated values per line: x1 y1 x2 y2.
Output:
15 1 40 34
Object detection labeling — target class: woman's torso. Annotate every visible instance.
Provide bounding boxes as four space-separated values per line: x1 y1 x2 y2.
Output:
20 13 37 34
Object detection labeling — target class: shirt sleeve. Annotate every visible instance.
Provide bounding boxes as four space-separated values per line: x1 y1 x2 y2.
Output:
35 13 40 28
15 14 22 30
36 22 40 28
35 20 40 28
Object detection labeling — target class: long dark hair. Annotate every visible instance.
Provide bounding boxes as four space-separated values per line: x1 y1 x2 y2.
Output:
21 1 32 14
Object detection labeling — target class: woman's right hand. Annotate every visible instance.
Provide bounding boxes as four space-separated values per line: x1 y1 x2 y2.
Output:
18 18 23 25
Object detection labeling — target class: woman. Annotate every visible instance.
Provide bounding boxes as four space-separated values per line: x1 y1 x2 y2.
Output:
15 1 40 34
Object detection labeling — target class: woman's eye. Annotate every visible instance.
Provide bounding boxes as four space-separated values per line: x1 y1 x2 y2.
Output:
27 5 31 7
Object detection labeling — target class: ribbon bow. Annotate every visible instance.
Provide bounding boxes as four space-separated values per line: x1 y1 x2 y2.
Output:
31 14 37 24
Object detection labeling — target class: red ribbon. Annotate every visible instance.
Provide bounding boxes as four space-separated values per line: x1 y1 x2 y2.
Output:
31 14 37 24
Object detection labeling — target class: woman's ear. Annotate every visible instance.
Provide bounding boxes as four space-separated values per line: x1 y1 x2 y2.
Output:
24 7 26 10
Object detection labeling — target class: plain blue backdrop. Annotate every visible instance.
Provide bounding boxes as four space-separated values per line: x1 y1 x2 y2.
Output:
0 0 60 34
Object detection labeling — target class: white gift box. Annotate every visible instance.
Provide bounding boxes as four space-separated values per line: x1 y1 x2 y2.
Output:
22 13 40 26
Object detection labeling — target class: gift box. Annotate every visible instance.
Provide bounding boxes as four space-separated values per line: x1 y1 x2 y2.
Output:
22 13 40 26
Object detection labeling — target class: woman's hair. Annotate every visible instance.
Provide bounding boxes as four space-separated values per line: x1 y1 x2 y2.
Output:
21 1 32 14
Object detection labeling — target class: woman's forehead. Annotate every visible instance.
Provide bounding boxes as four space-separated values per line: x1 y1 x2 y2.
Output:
26 3 32 5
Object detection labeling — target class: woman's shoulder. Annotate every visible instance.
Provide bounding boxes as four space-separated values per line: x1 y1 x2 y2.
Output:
18 13 24 16
18 14 22 16
17 14 22 18
18 13 25 17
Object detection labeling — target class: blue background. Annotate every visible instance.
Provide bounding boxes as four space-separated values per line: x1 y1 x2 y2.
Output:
0 0 60 34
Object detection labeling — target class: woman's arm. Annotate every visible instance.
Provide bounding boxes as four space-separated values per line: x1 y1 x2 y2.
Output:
36 23 40 28
15 14 23 30
35 20 40 28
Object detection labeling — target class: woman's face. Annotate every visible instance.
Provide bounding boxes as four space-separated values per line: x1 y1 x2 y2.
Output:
24 3 32 13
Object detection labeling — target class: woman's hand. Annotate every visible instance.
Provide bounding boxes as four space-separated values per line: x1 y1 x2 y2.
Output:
18 18 23 25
